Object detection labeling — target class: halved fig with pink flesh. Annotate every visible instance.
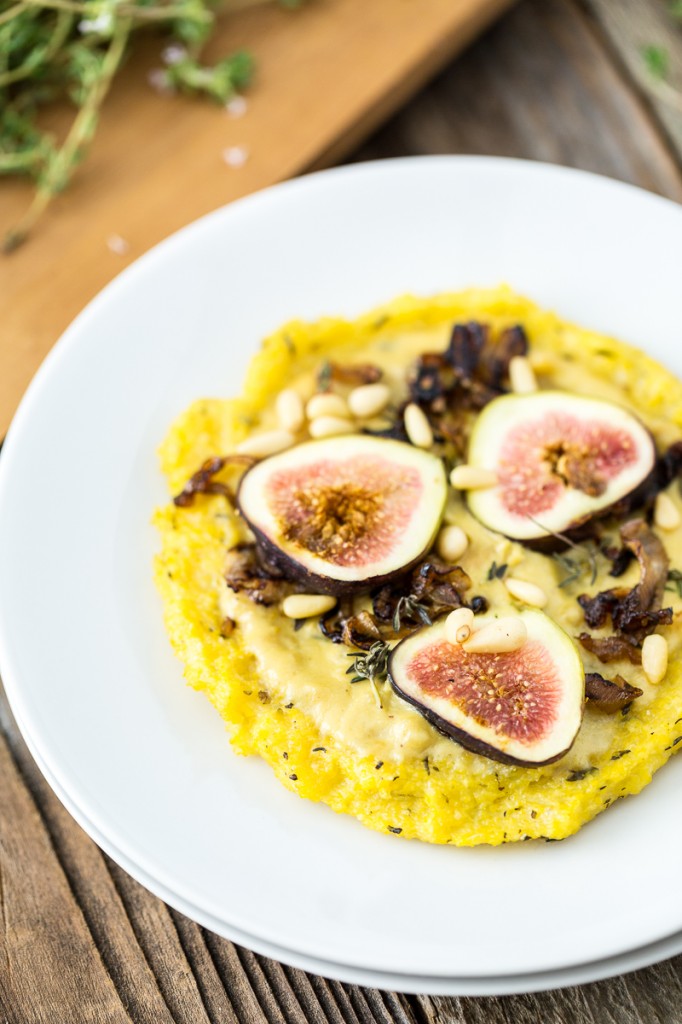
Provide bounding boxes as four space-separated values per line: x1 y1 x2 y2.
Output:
466 391 656 541
388 609 584 766
237 436 447 595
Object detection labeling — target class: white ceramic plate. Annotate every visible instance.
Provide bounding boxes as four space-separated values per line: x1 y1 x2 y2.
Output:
1 158 682 984
16 697 682 996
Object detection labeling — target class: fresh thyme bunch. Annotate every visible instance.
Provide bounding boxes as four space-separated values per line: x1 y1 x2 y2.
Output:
0 0 294 250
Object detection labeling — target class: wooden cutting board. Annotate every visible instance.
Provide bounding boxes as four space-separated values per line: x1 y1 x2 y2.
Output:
0 0 514 436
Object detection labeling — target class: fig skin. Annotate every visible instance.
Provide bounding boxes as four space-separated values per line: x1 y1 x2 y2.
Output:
235 436 448 597
387 610 585 767
388 667 575 767
466 392 658 545
242 521 443 597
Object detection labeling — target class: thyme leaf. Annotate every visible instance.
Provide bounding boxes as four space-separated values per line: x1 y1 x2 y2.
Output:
666 568 682 598
346 641 390 684
551 552 584 589
639 11 682 118
346 640 390 709
526 513 598 587
643 44 669 80
567 767 598 783
486 560 507 581
392 595 432 632
316 360 332 392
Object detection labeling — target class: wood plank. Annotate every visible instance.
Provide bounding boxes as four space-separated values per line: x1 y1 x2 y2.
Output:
583 0 682 162
416 974 669 1024
105 858 216 1024
356 0 682 204
170 911 241 1024
619 959 682 1023
232 945 309 1024
0 730 133 1024
0 0 514 437
201 931 275 1022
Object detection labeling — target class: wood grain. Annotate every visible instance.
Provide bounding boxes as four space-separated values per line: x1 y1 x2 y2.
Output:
3 1 682 1022
0 0 514 438
0 731 133 1024
583 0 682 162
356 0 682 201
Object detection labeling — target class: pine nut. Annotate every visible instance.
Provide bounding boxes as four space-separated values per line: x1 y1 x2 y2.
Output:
509 355 538 394
276 389 305 433
654 492 681 531
348 383 391 418
236 430 295 457
404 403 433 449
462 617 527 654
436 525 469 563
282 594 337 619
306 393 350 420
504 576 548 608
445 607 475 645
309 415 356 439
642 633 668 684
450 465 498 490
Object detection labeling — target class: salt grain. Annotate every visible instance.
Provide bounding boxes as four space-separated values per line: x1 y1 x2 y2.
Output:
162 44 187 66
107 234 130 256
222 145 249 168
78 12 113 34
147 68 174 95
226 95 248 118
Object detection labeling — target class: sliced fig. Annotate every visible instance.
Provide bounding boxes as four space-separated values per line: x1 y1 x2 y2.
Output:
388 610 584 766
466 392 656 541
237 436 447 595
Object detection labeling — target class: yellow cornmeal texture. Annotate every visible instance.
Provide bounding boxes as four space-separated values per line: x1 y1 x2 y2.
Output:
154 286 682 846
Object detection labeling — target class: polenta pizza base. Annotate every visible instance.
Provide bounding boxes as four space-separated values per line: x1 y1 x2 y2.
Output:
154 287 682 846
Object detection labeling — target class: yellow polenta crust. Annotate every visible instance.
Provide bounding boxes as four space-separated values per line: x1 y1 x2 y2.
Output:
154 287 682 846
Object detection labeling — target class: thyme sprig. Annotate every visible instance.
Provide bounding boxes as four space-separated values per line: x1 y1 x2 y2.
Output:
392 595 432 633
525 513 598 588
346 641 390 684
346 640 390 708
1 0 299 249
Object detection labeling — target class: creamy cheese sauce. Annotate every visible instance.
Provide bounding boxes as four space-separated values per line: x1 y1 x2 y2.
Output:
221 323 682 768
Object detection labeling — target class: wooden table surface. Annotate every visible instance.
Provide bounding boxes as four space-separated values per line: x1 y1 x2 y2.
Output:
2 0 682 1021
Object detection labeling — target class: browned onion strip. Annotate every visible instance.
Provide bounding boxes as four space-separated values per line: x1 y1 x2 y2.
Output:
373 558 471 627
224 544 294 606
478 324 528 389
585 672 643 713
340 610 383 650
578 633 642 665
319 362 383 389
578 519 672 642
174 454 256 508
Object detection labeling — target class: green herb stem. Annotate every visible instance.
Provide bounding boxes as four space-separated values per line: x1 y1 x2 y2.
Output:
1 0 294 248
5 17 131 252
